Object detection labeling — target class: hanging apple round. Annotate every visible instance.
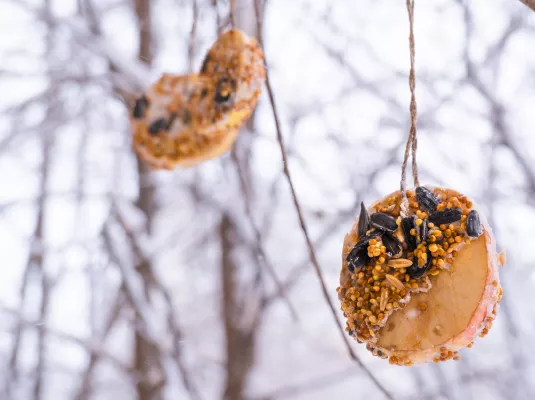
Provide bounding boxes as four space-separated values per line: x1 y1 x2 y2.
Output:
338 186 504 366
129 29 266 169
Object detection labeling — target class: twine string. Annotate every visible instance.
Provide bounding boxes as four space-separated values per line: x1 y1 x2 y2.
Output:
229 0 236 29
400 0 419 217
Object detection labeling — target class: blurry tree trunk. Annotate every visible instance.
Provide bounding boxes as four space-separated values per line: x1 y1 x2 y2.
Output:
133 1 163 399
220 215 258 400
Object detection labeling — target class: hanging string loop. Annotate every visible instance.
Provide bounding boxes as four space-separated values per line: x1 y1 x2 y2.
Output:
400 0 420 217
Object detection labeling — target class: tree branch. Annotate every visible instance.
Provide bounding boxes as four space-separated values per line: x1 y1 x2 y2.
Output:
519 0 535 12
0 306 131 373
253 2 392 399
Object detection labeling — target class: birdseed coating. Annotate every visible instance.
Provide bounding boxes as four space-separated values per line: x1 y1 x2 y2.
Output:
338 186 503 365
130 29 266 169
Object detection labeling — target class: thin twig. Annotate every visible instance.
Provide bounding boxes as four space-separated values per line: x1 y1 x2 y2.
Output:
112 206 201 400
74 290 125 400
231 152 299 321
188 0 199 72
248 365 359 400
253 1 393 399
0 306 131 372
459 0 535 197
8 3 57 397
253 0 346 353
412 368 506 400
211 0 222 34
229 0 237 29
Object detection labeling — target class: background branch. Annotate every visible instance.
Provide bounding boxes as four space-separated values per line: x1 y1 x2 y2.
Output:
519 0 535 12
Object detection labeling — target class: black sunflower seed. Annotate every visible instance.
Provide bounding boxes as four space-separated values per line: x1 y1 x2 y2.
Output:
148 118 167 135
466 210 482 238
214 77 236 104
132 95 148 119
415 186 439 213
348 329 355 337
347 263 355 273
407 250 432 279
429 208 462 226
401 216 417 251
357 202 370 237
419 218 429 243
351 230 382 253
370 212 398 233
382 233 402 258
346 247 369 272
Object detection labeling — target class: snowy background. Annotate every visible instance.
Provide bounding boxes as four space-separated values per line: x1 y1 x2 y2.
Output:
0 0 535 399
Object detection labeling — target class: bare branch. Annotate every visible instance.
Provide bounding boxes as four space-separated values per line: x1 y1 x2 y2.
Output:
253 1 392 398
0 306 131 373
188 0 200 72
231 152 299 321
519 0 535 12
248 366 359 400
73 290 125 400
110 206 201 400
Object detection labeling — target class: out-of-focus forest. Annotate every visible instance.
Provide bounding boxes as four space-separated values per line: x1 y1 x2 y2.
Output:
1 0 535 399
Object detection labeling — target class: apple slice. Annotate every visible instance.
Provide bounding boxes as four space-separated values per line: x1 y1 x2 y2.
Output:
338 186 504 365
129 29 265 170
